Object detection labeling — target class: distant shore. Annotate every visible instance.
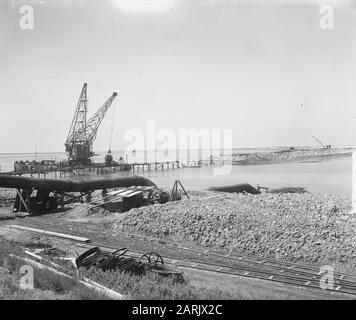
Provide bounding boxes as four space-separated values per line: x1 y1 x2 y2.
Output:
230 147 353 166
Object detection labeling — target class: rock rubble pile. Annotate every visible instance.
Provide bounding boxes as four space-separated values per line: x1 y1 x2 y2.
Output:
112 193 356 266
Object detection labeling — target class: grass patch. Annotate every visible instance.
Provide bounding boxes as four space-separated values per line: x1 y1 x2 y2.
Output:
0 238 234 300
0 238 106 300
80 267 234 300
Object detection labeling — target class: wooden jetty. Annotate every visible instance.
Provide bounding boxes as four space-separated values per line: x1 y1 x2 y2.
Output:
131 161 180 172
0 161 181 178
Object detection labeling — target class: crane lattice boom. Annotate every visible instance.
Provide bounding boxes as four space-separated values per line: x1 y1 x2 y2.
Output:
74 92 117 142
65 83 117 165
66 83 88 145
312 136 326 148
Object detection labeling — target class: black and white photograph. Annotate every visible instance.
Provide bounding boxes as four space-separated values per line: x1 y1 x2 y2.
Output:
0 0 356 309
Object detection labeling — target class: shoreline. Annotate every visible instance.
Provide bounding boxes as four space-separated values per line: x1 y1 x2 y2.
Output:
230 148 352 166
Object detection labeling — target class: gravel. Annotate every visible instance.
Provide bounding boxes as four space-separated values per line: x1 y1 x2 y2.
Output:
111 192 356 267
0 188 15 207
1 186 355 268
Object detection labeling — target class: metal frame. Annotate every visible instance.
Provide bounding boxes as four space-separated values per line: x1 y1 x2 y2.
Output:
65 83 118 164
170 180 190 200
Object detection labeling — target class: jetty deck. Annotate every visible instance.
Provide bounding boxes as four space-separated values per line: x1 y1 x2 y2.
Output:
0 161 181 178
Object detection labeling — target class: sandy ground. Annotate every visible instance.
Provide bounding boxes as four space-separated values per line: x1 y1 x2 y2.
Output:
0 224 353 300
1 190 355 269
0 187 355 299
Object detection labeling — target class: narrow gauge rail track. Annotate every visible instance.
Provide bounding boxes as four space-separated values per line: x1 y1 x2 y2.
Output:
73 241 356 296
8 220 356 297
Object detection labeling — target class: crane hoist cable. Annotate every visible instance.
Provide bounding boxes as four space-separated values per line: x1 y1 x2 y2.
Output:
86 82 117 152
108 98 116 152
87 82 116 94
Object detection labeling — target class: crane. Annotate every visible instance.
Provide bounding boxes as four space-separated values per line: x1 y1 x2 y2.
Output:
65 83 118 165
312 136 331 149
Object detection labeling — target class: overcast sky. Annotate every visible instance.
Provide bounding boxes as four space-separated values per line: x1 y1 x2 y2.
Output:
0 0 355 153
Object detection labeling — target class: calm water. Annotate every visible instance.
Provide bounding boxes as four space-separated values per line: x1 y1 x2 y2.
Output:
123 157 352 196
0 151 352 196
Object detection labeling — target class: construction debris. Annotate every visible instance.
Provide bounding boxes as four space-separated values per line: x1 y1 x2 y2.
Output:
0 209 15 221
10 225 91 243
268 187 309 194
76 247 183 281
0 174 156 214
208 183 261 194
0 266 10 274
9 253 124 300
